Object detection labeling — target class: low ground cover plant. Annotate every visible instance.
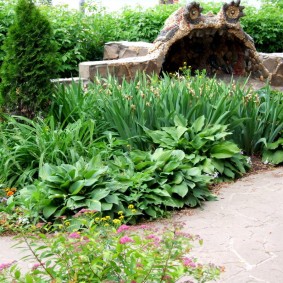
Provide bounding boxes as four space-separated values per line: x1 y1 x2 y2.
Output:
0 212 222 282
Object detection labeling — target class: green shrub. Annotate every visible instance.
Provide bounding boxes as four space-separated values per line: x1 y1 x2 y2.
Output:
2 73 283 224
262 137 283 165
39 4 118 77
15 117 250 223
0 0 17 68
117 4 178 42
16 141 216 222
241 4 283 53
231 87 283 155
50 81 104 123
0 220 222 282
0 0 59 117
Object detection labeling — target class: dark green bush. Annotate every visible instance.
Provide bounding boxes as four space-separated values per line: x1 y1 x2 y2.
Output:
117 4 178 42
241 4 283 53
39 5 119 77
0 0 59 117
0 0 16 67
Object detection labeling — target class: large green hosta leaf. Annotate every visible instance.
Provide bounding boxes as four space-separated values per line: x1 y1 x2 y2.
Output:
263 150 283 165
210 141 240 159
262 138 283 165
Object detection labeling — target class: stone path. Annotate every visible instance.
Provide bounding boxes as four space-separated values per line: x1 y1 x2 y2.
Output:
1 167 283 282
175 167 283 283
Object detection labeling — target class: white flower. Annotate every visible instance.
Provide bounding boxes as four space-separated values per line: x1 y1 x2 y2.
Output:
213 172 219 179
246 157 252 165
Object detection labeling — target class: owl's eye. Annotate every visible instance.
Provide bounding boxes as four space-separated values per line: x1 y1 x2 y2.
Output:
184 2 203 25
223 1 245 23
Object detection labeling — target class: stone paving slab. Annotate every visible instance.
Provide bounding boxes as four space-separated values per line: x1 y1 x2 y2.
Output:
0 236 34 272
1 167 283 282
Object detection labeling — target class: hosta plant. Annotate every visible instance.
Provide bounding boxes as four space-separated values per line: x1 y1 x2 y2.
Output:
261 137 283 165
109 147 215 218
17 156 118 221
146 115 251 181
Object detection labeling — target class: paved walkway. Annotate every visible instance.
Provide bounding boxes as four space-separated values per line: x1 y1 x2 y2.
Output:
1 167 283 282
175 167 283 283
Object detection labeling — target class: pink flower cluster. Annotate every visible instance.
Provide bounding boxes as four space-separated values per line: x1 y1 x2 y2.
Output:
32 263 44 270
146 234 161 246
0 261 16 272
117 224 130 233
68 232 81 239
182 257 197 268
119 236 134 244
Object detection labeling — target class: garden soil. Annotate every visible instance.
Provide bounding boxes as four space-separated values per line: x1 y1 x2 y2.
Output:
1 166 283 282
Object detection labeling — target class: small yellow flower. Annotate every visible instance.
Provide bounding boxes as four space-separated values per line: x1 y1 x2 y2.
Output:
104 223 109 227
65 221 70 226
131 209 137 213
95 217 100 222
128 204 134 209
118 211 124 215
105 216 111 220
119 215 124 220
101 217 107 221
113 219 121 224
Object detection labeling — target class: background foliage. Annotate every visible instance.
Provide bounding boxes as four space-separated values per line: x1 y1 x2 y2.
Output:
0 1 282 78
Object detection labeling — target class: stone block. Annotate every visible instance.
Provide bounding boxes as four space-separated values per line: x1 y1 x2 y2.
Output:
103 41 153 60
270 74 283 86
119 48 138 59
275 62 283 76
103 44 119 60
262 58 279 73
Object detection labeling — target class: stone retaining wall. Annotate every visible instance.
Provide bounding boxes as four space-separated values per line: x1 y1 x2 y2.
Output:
79 53 162 82
259 53 283 86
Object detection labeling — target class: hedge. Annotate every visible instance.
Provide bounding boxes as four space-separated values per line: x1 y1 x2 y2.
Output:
0 1 282 78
